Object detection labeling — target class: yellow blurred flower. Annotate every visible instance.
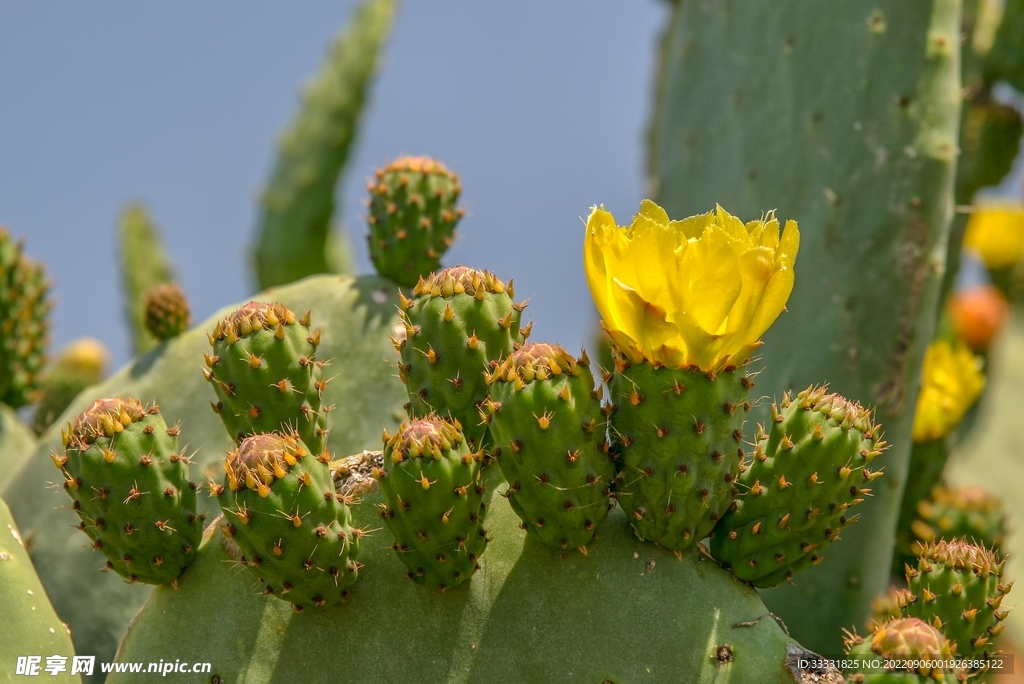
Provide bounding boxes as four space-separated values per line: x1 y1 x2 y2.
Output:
583 200 799 371
963 201 1024 270
911 340 985 442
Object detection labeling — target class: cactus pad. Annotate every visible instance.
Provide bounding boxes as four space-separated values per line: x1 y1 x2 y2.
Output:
144 282 191 341
204 301 329 453
368 156 464 287
844 617 953 683
609 359 751 551
376 415 488 589
483 342 614 551
54 397 202 584
396 266 526 450
0 227 50 409
214 432 361 610
710 386 885 587
901 539 1012 659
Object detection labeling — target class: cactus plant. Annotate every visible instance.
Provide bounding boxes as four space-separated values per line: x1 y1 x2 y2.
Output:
252 0 397 290
117 205 178 356
844 617 954 683
0 227 50 409
367 156 464 287
0 404 36 491
649 0 962 648
143 283 190 341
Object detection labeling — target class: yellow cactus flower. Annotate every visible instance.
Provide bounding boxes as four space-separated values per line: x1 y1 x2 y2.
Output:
583 200 799 371
911 340 985 442
962 201 1024 270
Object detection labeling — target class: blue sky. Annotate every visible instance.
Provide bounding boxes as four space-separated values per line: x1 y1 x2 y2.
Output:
0 1 666 368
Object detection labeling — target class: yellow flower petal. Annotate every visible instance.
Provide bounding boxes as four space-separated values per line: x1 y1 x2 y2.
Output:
677 224 742 334
912 340 985 442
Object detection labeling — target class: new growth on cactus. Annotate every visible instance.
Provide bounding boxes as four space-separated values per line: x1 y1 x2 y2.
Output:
143 283 191 341
0 227 50 410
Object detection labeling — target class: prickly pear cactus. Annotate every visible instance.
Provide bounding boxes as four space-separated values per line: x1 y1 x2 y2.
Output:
214 432 360 610
0 498 81 684
367 156 464 287
610 360 751 552
901 539 1011 659
0 226 50 409
710 387 885 587
205 302 329 454
376 416 487 589
253 0 396 289
109 477 804 683
117 204 178 356
54 397 202 585
396 266 526 450
483 342 615 551
650 0 962 648
1 274 407 676
844 617 953 683
0 404 36 491
143 283 190 341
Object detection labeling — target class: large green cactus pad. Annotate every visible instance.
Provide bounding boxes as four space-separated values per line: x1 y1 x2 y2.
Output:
1 274 406 680
0 497 81 684
111 477 800 684
0 404 35 491
650 0 961 650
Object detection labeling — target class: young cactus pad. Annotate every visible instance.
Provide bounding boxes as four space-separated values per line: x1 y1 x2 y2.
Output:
54 397 202 584
0 226 50 409
367 155 464 287
204 301 329 454
844 617 953 683
213 432 361 610
395 266 527 450
483 342 615 551
710 386 885 587
609 359 752 552
143 282 191 341
901 539 1012 659
376 415 487 589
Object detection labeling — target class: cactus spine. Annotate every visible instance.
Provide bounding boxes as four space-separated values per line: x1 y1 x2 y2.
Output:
483 342 615 551
53 397 202 584
844 618 954 683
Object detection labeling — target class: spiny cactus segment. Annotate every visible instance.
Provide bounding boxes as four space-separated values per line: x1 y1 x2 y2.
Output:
204 301 330 454
368 156 464 287
0 227 50 409
609 358 753 552
53 397 203 584
375 415 488 589
394 266 529 451
143 282 191 341
844 617 953 682
482 342 615 552
213 431 362 611
710 386 885 587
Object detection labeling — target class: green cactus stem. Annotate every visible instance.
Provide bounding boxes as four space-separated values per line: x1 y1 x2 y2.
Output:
204 301 329 454
711 387 885 588
0 226 50 409
117 204 178 356
483 342 615 551
252 0 397 289
395 266 528 451
367 156 464 287
54 397 203 585
213 432 361 610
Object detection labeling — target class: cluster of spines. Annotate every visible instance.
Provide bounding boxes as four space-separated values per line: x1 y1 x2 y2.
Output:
54 397 202 585
482 342 615 551
211 432 362 611
203 301 330 454
393 266 528 451
367 156 464 287
844 617 953 682
899 538 1012 660
709 385 885 587
0 227 50 409
608 355 753 552
143 282 191 341
374 415 488 589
